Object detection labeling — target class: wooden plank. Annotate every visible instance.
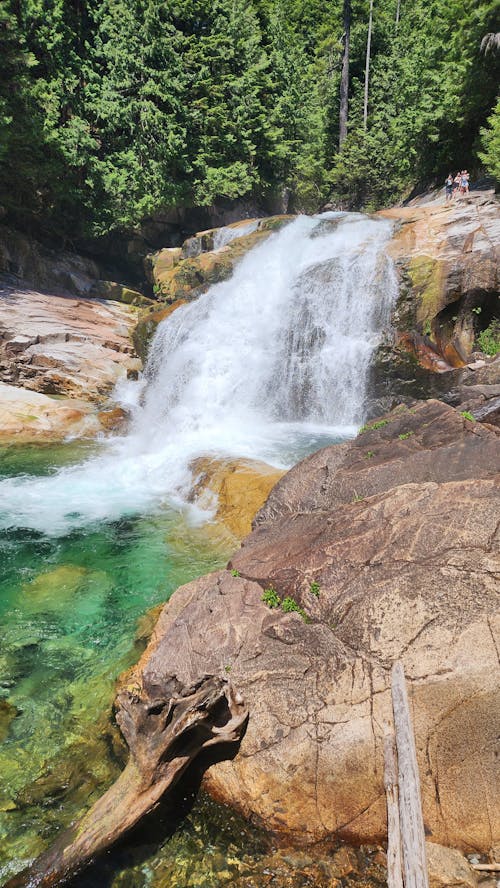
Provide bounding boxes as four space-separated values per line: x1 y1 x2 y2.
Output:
384 733 404 888
391 661 429 888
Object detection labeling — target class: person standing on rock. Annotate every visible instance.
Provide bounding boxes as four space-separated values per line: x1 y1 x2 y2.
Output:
445 173 454 201
453 172 461 197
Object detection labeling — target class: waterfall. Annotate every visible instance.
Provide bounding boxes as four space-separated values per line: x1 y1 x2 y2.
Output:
0 213 397 535
212 220 259 250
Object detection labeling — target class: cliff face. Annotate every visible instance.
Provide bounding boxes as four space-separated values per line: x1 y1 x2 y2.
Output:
372 190 500 409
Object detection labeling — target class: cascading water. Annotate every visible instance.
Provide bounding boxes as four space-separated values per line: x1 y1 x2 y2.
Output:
0 213 397 536
212 220 259 250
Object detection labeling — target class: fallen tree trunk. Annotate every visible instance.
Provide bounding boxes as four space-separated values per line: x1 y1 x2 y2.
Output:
6 676 248 888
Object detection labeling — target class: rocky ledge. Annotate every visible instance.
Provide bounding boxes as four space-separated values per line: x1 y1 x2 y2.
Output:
118 399 499 856
0 283 141 441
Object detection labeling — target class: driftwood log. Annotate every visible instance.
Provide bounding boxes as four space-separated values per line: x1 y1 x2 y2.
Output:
6 676 248 888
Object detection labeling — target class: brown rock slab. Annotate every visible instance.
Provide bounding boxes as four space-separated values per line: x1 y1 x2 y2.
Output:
126 400 499 853
0 382 102 443
0 284 141 400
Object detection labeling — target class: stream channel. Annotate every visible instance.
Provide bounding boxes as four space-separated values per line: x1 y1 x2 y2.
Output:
0 213 397 886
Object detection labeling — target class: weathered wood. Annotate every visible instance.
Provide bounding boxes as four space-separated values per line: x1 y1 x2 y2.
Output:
471 863 500 872
391 661 429 888
384 733 404 888
5 677 248 888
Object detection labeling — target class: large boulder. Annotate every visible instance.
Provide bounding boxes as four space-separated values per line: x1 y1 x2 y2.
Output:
127 400 500 854
189 457 285 539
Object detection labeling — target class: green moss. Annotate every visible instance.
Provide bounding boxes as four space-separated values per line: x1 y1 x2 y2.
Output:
358 418 389 434
408 255 445 326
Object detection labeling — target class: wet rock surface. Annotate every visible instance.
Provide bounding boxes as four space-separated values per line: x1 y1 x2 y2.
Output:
124 400 499 854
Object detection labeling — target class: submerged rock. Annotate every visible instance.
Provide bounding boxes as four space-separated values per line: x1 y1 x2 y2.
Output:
189 457 285 539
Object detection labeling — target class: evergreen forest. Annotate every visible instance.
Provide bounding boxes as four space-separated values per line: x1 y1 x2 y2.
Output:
1 0 499 243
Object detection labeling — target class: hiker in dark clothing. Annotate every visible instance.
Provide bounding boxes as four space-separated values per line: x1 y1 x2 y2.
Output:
445 173 453 201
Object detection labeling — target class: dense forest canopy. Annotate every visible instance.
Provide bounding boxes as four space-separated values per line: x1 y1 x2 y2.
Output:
0 0 498 242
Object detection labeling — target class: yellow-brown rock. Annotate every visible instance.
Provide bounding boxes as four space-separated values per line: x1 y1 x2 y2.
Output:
132 300 187 362
0 382 102 443
97 406 129 432
150 216 293 303
190 457 285 539
380 192 499 366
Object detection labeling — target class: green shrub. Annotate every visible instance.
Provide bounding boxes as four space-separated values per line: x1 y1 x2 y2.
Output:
309 581 320 597
398 431 414 440
358 419 389 434
262 587 281 608
460 410 475 422
231 569 240 577
477 320 500 356
281 597 309 622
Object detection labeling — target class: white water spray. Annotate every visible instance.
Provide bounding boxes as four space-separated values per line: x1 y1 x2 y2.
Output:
0 213 397 535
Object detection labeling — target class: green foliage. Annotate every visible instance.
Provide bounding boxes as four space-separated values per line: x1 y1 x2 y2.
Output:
477 320 500 355
262 586 281 608
359 418 388 434
281 597 309 622
480 96 500 182
365 450 375 458
398 431 413 440
309 581 320 597
231 568 240 577
261 585 310 621
460 410 475 422
0 0 498 238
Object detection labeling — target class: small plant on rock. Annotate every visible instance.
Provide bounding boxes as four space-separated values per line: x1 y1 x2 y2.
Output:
398 431 413 440
365 450 375 458
231 569 240 577
359 418 389 434
309 581 320 597
460 410 475 422
477 320 500 356
262 586 281 608
281 597 309 622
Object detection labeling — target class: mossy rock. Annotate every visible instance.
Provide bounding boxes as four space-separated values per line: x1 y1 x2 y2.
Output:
407 255 447 326
151 216 294 304
132 301 187 363
91 280 153 307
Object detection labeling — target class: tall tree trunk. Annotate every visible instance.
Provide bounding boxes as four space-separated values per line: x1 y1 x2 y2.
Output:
363 0 374 129
395 0 401 27
339 0 351 148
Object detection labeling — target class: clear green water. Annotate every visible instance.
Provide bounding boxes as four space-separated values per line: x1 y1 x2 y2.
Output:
0 443 235 884
0 444 383 888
